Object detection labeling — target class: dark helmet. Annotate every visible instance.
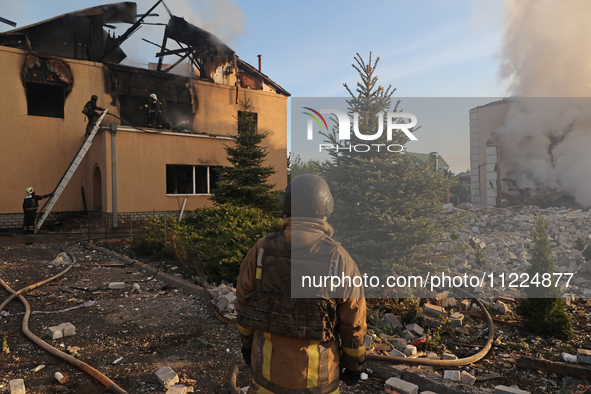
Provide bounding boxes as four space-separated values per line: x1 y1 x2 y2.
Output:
283 174 334 219
91 95 98 101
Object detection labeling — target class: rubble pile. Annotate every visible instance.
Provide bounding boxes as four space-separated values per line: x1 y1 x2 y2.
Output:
440 204 591 299
208 282 238 322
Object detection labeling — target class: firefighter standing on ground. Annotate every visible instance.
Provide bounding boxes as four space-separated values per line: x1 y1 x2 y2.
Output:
82 95 105 137
236 174 367 393
22 187 52 234
141 93 163 128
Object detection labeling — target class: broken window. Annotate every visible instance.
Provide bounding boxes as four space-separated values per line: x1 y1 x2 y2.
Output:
166 164 221 195
26 82 65 118
238 111 258 133
120 95 150 128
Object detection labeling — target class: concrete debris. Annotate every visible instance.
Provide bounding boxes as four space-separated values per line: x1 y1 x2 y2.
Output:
60 322 76 336
209 283 238 317
166 385 188 394
113 357 123 364
404 345 417 357
449 312 464 327
390 348 406 358
441 353 458 360
55 372 69 384
406 323 423 337
562 353 577 363
8 379 25 394
47 322 76 339
384 313 403 329
443 205 591 299
443 370 460 381
577 348 591 365
108 282 126 289
460 370 477 385
385 377 419 394
132 282 141 291
156 366 179 389
365 335 372 350
50 251 74 266
495 385 530 394
392 337 407 351
422 304 445 318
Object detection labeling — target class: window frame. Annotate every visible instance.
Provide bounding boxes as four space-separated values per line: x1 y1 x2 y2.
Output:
165 164 221 196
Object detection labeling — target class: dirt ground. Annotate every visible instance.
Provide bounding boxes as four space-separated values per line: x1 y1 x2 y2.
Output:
1 230 590 394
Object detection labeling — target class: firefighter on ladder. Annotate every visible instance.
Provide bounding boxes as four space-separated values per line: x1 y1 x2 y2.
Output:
22 187 52 234
236 174 367 393
82 95 105 138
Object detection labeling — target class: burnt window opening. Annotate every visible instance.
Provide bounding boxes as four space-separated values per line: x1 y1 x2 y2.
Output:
166 164 222 195
119 95 150 128
166 101 193 130
238 111 258 133
26 82 64 118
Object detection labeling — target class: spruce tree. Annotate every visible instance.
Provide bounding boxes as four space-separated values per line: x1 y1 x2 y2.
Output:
515 214 573 339
211 99 281 212
319 53 463 295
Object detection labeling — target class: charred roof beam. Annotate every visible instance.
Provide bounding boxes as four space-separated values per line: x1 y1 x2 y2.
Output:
101 0 163 62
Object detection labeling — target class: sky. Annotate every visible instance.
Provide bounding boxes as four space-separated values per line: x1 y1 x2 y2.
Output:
0 0 510 174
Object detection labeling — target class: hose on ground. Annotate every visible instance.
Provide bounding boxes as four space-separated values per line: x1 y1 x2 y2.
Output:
228 292 495 393
0 261 128 394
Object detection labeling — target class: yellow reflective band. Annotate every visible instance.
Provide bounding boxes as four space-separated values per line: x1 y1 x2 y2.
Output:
256 267 262 280
307 340 320 388
237 324 254 337
342 344 366 358
329 389 340 394
262 332 272 380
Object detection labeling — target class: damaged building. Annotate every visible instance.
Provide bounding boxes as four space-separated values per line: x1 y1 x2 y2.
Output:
0 2 289 229
469 99 591 209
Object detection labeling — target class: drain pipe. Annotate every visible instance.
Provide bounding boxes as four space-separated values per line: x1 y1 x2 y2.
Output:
110 123 118 229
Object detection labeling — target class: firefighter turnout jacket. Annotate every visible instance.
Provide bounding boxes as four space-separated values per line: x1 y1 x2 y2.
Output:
236 217 367 394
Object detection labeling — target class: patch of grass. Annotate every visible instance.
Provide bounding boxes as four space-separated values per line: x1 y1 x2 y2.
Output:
556 343 576 354
505 340 531 351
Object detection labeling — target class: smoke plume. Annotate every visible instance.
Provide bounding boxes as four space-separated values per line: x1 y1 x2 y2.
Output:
497 0 591 207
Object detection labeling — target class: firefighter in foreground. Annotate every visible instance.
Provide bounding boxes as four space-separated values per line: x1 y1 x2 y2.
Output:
236 174 367 393
22 187 52 234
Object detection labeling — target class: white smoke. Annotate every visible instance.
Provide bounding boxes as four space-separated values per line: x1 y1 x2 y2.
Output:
497 0 591 207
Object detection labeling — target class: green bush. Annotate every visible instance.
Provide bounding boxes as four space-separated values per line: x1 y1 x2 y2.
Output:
515 298 574 339
134 205 282 285
515 214 574 339
182 204 282 283
574 236 587 252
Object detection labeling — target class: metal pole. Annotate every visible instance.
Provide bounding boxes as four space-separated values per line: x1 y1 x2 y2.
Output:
105 212 108 246
111 124 118 229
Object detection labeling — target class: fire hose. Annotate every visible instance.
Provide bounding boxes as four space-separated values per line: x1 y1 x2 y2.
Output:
0 256 128 394
228 295 495 393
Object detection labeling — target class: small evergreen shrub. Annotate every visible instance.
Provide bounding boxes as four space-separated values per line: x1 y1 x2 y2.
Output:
515 214 573 339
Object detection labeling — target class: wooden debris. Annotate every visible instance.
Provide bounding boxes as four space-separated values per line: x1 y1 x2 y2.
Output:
516 356 591 380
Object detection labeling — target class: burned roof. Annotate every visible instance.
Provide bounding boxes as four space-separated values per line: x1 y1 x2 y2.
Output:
0 2 137 63
0 1 289 96
3 2 137 34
